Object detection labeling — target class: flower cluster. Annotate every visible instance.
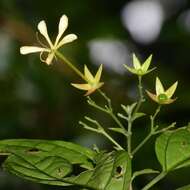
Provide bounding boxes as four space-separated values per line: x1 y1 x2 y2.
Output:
124 54 178 104
20 14 178 101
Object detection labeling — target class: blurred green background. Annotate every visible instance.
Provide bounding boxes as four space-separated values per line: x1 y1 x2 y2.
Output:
0 0 190 189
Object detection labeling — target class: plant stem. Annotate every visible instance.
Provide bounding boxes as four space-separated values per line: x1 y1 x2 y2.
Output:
152 105 161 121
55 51 86 81
127 119 132 157
142 171 167 190
132 132 151 155
133 76 144 115
132 105 161 155
128 76 144 157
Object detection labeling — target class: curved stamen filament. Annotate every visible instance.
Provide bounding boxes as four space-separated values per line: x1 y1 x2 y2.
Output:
40 51 48 62
36 32 49 49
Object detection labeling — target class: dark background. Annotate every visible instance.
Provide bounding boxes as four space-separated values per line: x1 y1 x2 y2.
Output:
0 0 190 189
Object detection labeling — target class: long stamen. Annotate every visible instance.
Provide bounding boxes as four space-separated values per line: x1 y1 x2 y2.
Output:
36 32 49 49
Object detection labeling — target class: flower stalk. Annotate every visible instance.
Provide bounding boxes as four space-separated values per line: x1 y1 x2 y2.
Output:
132 105 161 155
55 51 86 80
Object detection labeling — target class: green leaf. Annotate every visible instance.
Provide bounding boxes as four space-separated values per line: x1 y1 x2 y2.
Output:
84 151 131 190
132 112 146 121
155 128 190 172
4 151 72 186
109 128 128 137
0 139 131 190
105 151 131 190
0 139 95 187
176 184 190 190
117 113 128 121
0 139 95 169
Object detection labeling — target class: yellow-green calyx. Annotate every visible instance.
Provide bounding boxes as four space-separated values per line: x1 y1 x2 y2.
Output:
71 64 104 96
124 53 155 76
146 77 178 105
20 14 77 65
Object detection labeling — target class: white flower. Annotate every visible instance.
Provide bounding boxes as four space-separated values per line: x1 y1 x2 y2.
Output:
20 15 77 65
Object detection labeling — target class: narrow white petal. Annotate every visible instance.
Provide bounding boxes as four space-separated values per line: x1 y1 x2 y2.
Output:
57 34 77 49
38 20 53 48
45 52 55 65
55 15 68 46
20 46 49 54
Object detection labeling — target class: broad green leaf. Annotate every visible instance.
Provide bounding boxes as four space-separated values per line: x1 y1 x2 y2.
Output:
86 151 131 190
105 151 131 190
0 139 95 169
4 151 72 186
176 184 190 190
0 139 131 190
0 139 95 187
155 128 190 172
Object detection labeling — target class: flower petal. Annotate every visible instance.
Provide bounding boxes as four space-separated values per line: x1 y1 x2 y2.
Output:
71 83 91 90
162 98 177 104
141 54 153 72
96 82 104 89
45 52 55 65
124 64 138 75
144 67 156 75
133 54 141 69
95 64 103 82
84 65 94 83
156 77 164 95
38 20 53 48
85 89 96 96
165 81 178 98
20 46 49 54
146 90 158 103
57 34 77 49
85 82 104 96
55 15 68 46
